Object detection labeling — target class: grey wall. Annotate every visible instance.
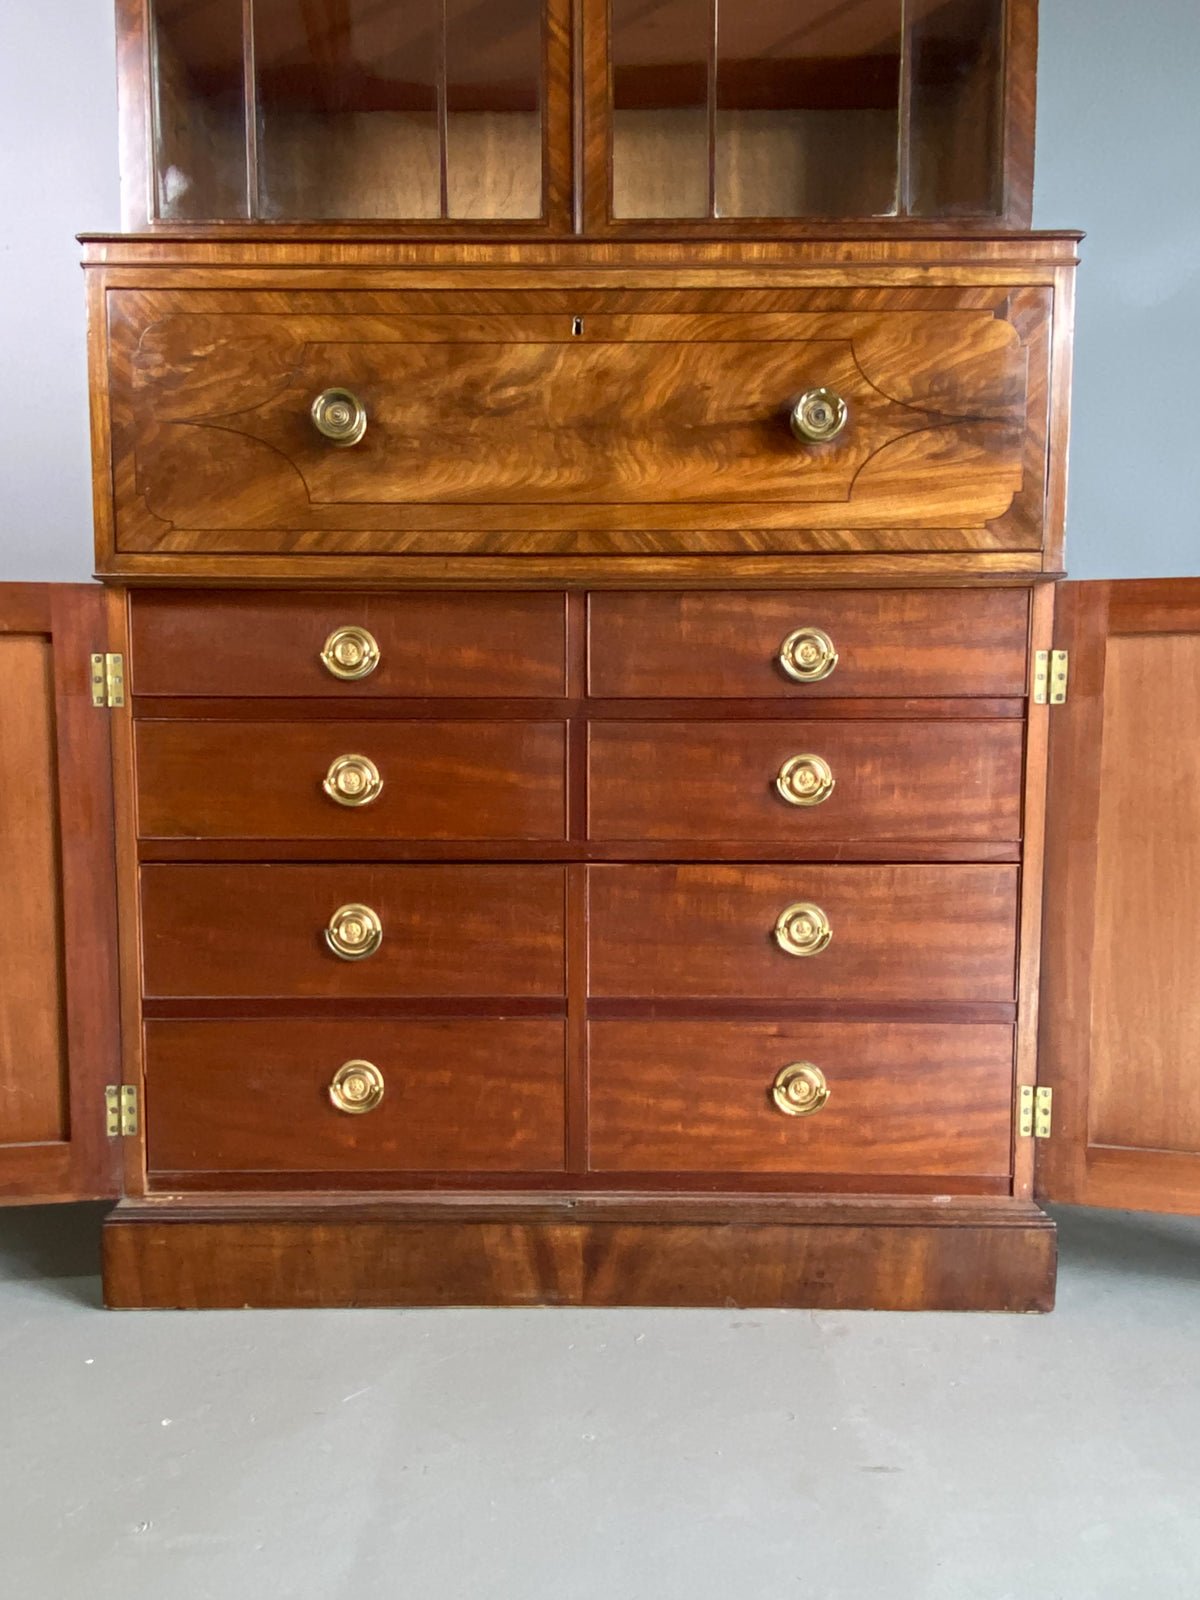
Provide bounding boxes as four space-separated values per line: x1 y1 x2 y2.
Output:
0 1 1196 582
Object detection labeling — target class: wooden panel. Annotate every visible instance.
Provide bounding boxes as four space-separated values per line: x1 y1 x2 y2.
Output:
1038 580 1200 1215
588 719 1023 842
129 589 568 697
588 864 1018 1001
145 1019 566 1174
0 637 67 1144
589 1021 1015 1175
105 288 1045 549
102 1195 1057 1310
141 863 565 997
134 719 567 840
588 588 1030 697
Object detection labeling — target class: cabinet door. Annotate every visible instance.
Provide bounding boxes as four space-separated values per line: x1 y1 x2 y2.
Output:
0 585 122 1202
1037 580 1200 1214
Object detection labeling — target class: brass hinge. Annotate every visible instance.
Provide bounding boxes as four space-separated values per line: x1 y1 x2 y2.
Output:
90 653 125 709
1032 650 1069 706
1018 1084 1053 1139
105 1084 138 1138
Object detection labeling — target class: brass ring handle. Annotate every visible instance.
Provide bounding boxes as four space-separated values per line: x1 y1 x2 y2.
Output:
321 625 379 681
325 903 383 961
329 1060 385 1114
778 626 838 683
790 387 847 443
774 901 833 958
772 1062 830 1118
776 753 835 808
323 754 383 808
311 388 368 447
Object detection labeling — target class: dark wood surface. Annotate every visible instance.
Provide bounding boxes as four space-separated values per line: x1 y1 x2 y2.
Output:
140 863 566 998
134 718 568 840
144 1019 567 1174
587 718 1024 843
102 1195 1057 1310
588 587 1030 697
1037 579 1200 1216
0 585 122 1204
588 863 1019 1001
129 589 568 697
588 1020 1015 1176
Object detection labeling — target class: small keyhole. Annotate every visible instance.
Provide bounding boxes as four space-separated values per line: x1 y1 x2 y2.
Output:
572 316 584 337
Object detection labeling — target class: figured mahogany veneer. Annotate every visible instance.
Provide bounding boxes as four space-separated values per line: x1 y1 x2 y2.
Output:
144 1019 567 1174
140 864 566 998
588 1021 1015 1176
588 864 1018 1002
588 719 1024 843
134 719 567 840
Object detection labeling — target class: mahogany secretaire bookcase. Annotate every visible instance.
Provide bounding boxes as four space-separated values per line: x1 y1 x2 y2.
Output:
2 0 1198 1310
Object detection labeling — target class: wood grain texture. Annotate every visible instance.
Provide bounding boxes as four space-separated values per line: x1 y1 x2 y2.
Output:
588 587 1031 696
140 863 566 998
144 1019 567 1174
588 863 1018 1002
133 718 567 840
588 1021 1015 1176
102 1195 1057 1310
587 719 1023 843
1037 580 1200 1215
130 590 568 696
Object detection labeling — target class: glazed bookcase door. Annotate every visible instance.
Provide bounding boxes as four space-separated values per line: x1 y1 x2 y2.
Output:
0 586 123 1203
1037 580 1200 1216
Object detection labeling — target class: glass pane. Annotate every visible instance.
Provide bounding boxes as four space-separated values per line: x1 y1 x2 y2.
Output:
254 0 441 220
446 0 543 219
715 0 902 218
611 0 711 219
151 0 248 220
909 0 1004 215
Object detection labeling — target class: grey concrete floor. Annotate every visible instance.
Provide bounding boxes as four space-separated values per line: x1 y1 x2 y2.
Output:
1 1205 1198 1599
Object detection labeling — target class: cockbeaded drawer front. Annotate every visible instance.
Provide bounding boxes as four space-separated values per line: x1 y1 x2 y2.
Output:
129 590 568 698
588 589 1030 699
140 864 566 999
105 287 1049 555
588 1022 1015 1177
134 719 567 841
588 720 1023 844
144 1019 567 1176
588 865 1018 1002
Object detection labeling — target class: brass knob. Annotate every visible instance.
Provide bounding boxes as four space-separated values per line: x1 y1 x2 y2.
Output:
772 1062 830 1118
323 754 383 808
776 753 835 808
320 625 379 681
325 903 383 961
329 1060 385 1115
790 387 847 443
778 626 838 683
311 388 367 447
774 902 833 958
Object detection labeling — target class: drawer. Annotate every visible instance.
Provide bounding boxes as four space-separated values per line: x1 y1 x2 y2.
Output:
588 865 1017 1001
134 720 566 840
588 590 1030 698
145 1019 566 1175
588 721 1023 843
141 865 565 998
107 288 1048 554
129 591 567 698
588 1022 1014 1177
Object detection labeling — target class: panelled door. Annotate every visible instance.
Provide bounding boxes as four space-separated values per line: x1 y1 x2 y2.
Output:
1038 579 1200 1214
0 584 122 1202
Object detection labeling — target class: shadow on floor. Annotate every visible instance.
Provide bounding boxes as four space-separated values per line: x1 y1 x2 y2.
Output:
0 1203 110 1305
1048 1204 1200 1282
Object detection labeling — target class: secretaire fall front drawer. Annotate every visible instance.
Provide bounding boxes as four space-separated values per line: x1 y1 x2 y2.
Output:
134 720 566 841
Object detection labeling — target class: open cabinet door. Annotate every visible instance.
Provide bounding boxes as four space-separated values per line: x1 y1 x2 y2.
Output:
1038 579 1200 1214
0 584 122 1202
